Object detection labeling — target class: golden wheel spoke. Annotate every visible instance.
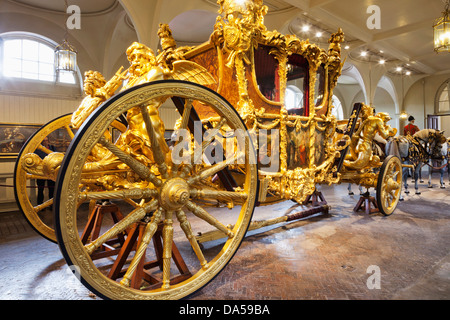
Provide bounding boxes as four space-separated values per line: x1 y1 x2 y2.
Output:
98 136 162 187
84 199 158 255
201 117 227 154
179 99 193 131
190 189 248 203
162 211 174 289
391 170 399 180
64 125 75 139
34 198 53 213
123 198 140 208
120 207 163 287
389 191 396 202
36 144 53 155
172 99 193 175
190 118 228 165
187 154 237 185
185 201 234 238
176 209 209 270
139 105 169 178
78 188 158 202
386 193 392 208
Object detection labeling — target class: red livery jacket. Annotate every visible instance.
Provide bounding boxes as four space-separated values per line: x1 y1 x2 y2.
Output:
404 123 419 136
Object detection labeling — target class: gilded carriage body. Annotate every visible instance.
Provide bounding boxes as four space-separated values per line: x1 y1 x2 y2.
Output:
158 0 347 204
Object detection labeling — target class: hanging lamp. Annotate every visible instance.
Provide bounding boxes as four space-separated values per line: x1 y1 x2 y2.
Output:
433 0 450 53
55 0 78 78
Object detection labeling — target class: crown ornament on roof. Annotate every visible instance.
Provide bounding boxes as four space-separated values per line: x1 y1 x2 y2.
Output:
217 0 268 30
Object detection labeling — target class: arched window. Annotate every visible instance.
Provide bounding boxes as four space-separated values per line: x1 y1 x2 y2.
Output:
331 95 344 120
436 79 450 114
0 32 78 84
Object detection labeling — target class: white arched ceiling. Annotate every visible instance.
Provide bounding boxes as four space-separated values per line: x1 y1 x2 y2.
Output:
376 75 398 115
7 0 117 14
336 62 368 111
118 0 163 48
169 10 217 45
102 10 138 78
373 86 398 130
340 63 366 92
119 0 218 50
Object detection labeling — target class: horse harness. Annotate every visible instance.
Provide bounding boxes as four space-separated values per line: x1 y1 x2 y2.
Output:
403 134 431 168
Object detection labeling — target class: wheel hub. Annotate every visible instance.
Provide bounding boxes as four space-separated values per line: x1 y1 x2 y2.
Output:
159 177 190 211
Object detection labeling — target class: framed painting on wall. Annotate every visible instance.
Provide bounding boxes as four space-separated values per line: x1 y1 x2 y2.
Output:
0 123 42 158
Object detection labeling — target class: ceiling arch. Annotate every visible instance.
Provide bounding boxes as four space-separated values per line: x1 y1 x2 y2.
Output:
376 75 398 114
7 0 118 15
169 10 217 45
338 62 367 102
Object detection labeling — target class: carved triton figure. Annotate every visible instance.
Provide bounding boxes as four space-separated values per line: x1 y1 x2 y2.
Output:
72 68 129 129
344 105 397 170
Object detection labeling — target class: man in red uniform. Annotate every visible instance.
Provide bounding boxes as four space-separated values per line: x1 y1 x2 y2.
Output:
403 115 421 180
404 115 420 136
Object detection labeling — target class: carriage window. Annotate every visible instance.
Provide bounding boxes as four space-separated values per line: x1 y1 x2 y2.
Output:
314 65 326 107
286 54 309 116
285 86 303 110
254 45 280 102
331 95 344 120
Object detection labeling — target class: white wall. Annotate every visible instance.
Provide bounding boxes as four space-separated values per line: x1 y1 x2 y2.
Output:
403 73 450 133
373 87 398 132
333 66 450 136
0 92 80 124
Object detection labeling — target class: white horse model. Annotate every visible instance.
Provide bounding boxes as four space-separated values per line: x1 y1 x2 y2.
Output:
387 129 447 195
427 137 449 189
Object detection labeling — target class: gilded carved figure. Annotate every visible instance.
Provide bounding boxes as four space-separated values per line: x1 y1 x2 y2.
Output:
344 105 397 170
72 68 128 129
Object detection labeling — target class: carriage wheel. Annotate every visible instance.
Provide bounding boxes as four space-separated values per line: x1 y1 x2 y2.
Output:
14 114 127 243
14 114 75 242
54 80 258 300
376 155 402 216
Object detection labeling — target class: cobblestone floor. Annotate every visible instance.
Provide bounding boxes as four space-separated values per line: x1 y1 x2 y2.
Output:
0 177 449 300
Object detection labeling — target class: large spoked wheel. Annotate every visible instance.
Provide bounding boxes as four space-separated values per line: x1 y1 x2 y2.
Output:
14 114 127 243
376 155 402 216
54 80 258 300
14 114 75 242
